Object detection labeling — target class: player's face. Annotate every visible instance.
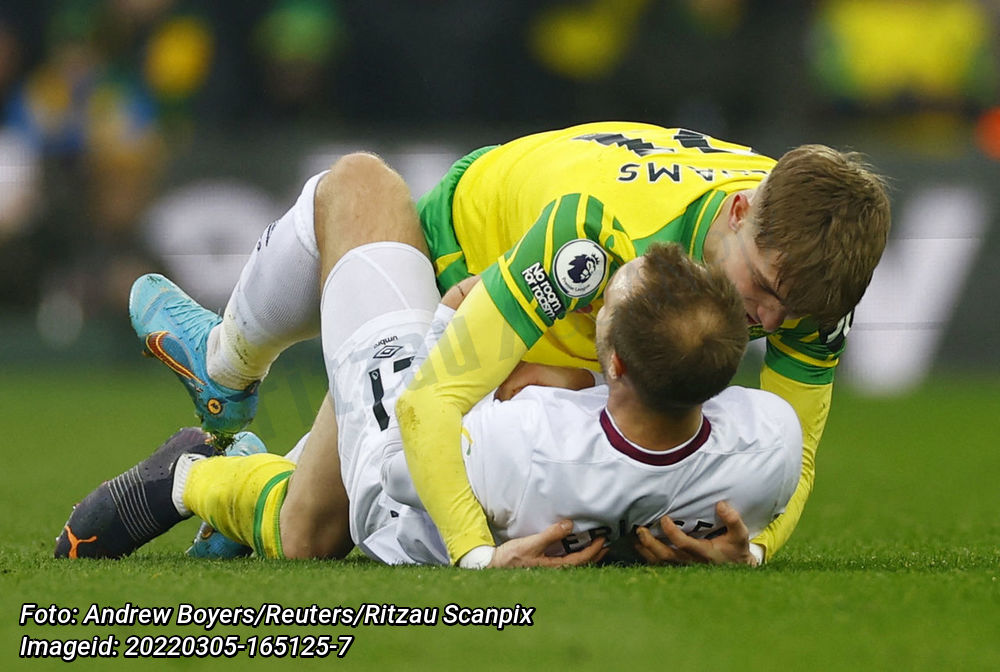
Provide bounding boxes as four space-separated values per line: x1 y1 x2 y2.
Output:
716 221 792 333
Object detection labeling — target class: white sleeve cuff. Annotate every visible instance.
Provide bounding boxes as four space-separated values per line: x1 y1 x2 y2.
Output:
457 545 495 569
749 542 765 566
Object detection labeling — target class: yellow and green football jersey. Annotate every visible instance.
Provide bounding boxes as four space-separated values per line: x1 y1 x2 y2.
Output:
421 122 778 366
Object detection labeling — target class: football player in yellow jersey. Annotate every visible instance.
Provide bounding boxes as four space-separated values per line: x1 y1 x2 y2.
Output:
402 122 890 567
127 122 891 568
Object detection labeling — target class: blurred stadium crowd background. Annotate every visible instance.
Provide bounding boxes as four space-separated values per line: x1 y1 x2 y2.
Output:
0 0 998 395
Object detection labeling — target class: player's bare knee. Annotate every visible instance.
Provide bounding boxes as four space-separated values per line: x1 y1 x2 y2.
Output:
314 152 422 264
320 152 406 209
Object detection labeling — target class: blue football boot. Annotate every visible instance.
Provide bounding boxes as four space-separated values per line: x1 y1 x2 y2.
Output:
186 431 267 559
129 274 258 436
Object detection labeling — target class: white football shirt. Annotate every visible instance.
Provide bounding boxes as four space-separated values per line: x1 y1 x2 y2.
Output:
368 384 801 564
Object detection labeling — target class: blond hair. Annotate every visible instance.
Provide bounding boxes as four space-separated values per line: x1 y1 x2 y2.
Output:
754 145 891 328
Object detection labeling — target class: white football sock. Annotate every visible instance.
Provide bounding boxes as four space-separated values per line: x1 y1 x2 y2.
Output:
171 453 206 517
207 172 326 390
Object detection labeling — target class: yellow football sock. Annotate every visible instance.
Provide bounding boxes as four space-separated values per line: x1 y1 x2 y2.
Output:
183 454 295 558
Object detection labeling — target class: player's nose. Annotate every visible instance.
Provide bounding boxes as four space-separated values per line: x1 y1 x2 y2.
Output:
758 305 786 332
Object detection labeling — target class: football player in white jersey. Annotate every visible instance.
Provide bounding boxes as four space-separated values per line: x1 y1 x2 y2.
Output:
55 240 801 568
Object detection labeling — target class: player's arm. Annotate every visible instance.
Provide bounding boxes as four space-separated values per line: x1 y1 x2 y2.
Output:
494 363 599 400
397 280 527 565
398 193 629 566
751 365 831 561
750 318 847 561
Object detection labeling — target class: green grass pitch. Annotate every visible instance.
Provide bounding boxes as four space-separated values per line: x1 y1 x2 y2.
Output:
2 357 998 671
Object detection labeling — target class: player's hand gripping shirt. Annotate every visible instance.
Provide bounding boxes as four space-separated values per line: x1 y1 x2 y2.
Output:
403 122 849 563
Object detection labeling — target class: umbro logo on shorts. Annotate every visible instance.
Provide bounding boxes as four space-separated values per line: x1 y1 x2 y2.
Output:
374 345 403 359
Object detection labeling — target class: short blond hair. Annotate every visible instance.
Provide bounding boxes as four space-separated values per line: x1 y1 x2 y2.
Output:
754 145 891 328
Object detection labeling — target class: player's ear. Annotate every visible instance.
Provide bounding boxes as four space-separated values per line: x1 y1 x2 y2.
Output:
729 191 752 232
607 351 626 380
